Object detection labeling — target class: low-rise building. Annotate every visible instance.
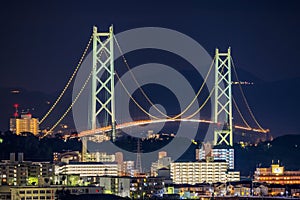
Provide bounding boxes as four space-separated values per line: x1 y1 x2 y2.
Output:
227 171 240 182
57 162 118 177
98 176 131 197
0 153 53 186
254 163 300 184
0 186 10 200
165 183 212 198
10 185 103 200
53 151 81 164
130 176 165 199
85 152 116 162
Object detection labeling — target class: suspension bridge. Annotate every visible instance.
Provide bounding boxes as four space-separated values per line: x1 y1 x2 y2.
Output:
38 25 269 148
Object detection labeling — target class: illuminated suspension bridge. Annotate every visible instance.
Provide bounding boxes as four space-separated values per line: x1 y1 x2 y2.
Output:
39 25 269 148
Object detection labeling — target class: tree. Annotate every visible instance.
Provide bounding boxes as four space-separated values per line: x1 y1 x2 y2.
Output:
44 177 50 184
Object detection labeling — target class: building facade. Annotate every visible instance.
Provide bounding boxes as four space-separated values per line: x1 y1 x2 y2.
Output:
198 143 235 169
120 161 135 177
254 163 300 184
130 176 165 199
0 153 53 186
10 113 39 135
212 148 234 169
98 176 131 197
84 152 116 163
170 160 240 185
57 162 118 177
171 161 228 184
151 157 172 177
10 186 103 200
151 151 172 177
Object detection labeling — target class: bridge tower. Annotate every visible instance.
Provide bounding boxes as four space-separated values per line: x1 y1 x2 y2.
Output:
90 25 116 141
82 25 116 161
213 48 233 146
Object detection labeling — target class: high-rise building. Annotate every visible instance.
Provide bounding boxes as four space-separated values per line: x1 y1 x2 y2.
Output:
115 152 124 165
151 152 172 177
121 161 135 177
212 148 234 169
198 143 235 169
158 151 167 159
10 113 39 135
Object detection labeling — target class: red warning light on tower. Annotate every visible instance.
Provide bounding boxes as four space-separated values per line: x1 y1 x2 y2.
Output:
13 103 19 118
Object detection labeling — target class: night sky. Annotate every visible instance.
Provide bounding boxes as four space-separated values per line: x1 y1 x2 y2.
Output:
0 0 299 137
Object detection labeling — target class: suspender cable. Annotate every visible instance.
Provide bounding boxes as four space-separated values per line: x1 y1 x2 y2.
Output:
40 35 93 124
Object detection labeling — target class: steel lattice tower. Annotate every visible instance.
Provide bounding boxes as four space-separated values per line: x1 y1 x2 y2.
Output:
91 25 116 141
214 48 233 146
136 138 142 173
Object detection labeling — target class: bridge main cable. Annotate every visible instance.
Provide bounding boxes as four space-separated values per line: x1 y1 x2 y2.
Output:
183 87 215 119
41 70 93 138
114 35 215 120
39 35 93 125
42 48 106 138
115 71 161 120
231 57 269 133
232 96 251 129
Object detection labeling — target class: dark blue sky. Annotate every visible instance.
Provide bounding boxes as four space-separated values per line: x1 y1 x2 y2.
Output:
0 0 299 92
0 0 299 136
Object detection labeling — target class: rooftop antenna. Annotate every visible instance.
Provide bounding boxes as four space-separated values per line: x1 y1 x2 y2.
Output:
13 104 19 118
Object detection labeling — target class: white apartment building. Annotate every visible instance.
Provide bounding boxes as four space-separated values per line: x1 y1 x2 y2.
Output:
199 143 235 169
170 161 239 184
57 162 118 177
171 161 228 184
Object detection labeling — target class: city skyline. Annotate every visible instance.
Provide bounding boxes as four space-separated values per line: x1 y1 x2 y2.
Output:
1 1 300 199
